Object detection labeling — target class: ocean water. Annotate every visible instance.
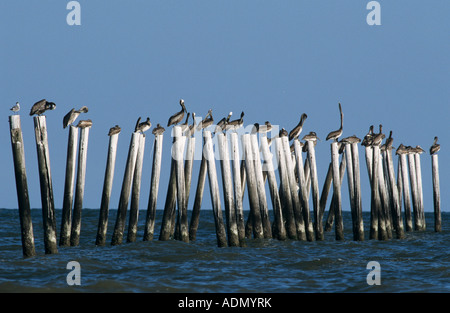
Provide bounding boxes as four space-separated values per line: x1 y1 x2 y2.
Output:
0 208 448 293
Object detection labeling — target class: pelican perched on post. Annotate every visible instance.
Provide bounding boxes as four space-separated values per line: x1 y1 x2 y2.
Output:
10 102 20 114
371 124 385 146
167 99 187 127
255 121 272 133
108 125 121 136
186 112 197 137
180 112 191 134
326 103 343 142
29 99 56 116
302 131 320 142
214 112 232 134
361 125 374 146
76 119 93 128
225 111 244 131
289 113 307 141
197 109 214 131
279 128 288 137
395 143 408 155
63 106 88 128
152 123 165 136
135 117 152 134
430 136 440 155
341 135 361 144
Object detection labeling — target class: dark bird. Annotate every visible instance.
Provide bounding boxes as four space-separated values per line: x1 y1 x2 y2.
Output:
187 112 197 137
226 111 244 131
279 128 288 137
108 125 121 136
76 119 92 128
302 131 320 142
371 124 385 146
341 135 361 144
29 99 56 116
361 125 374 146
135 117 152 133
384 130 394 149
63 106 88 128
430 136 440 155
395 143 408 155
326 103 343 141
10 102 20 114
197 109 214 131
180 112 191 133
412 145 425 154
215 112 232 133
289 113 307 141
167 99 187 127
254 121 272 133
152 123 165 136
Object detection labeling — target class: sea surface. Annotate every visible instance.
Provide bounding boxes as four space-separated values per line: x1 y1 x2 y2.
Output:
0 209 448 293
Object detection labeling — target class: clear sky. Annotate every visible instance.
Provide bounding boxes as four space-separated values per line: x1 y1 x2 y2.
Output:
1 1 448 213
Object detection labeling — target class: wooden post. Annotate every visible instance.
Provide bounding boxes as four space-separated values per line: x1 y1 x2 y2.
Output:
331 141 344 240
275 137 298 240
111 132 139 246
282 137 310 240
188 150 207 241
70 126 90 246
242 134 264 239
399 154 413 231
319 162 333 221
143 132 164 241
260 134 286 240
307 140 323 240
33 116 58 254
325 154 346 232
217 132 239 246
376 150 389 240
414 153 425 230
159 143 178 241
385 147 404 239
407 153 421 231
431 154 441 232
203 130 228 247
250 133 272 239
351 142 364 241
9 115 36 258
127 133 146 243
96 132 119 246
60 125 79 247
344 143 358 240
230 132 246 243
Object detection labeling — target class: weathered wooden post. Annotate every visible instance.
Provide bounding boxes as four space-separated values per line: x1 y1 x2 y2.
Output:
188 151 207 241
230 132 246 244
431 153 441 232
319 162 333 221
96 128 120 246
351 142 364 240
281 136 309 240
330 141 344 240
143 131 164 241
217 132 239 246
60 125 79 247
70 125 91 246
250 133 272 239
306 140 323 240
9 115 36 258
407 152 421 231
376 149 390 240
33 116 58 254
111 131 140 246
127 133 146 243
343 141 357 240
203 130 228 247
385 146 404 239
159 145 177 241
414 150 425 230
324 155 346 231
371 145 388 240
398 148 413 232
260 134 286 240
242 133 264 239
274 137 298 240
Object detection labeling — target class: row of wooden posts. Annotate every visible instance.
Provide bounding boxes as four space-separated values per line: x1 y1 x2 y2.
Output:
9 114 442 258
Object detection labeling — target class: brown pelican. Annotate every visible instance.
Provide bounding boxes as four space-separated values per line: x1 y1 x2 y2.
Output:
63 106 88 128
167 99 187 127
395 143 408 155
186 112 197 137
289 113 307 141
255 121 272 133
152 123 165 136
29 99 56 116
302 131 320 142
430 136 440 155
135 117 152 133
361 125 374 146
180 112 191 135
197 109 214 131
214 112 232 133
326 103 343 141
279 128 288 137
385 131 393 149
226 111 244 131
76 119 92 128
341 135 361 144
10 102 20 114
371 124 385 146
108 125 121 136
412 145 425 154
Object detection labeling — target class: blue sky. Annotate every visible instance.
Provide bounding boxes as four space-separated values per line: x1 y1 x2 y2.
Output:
1 1 448 214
